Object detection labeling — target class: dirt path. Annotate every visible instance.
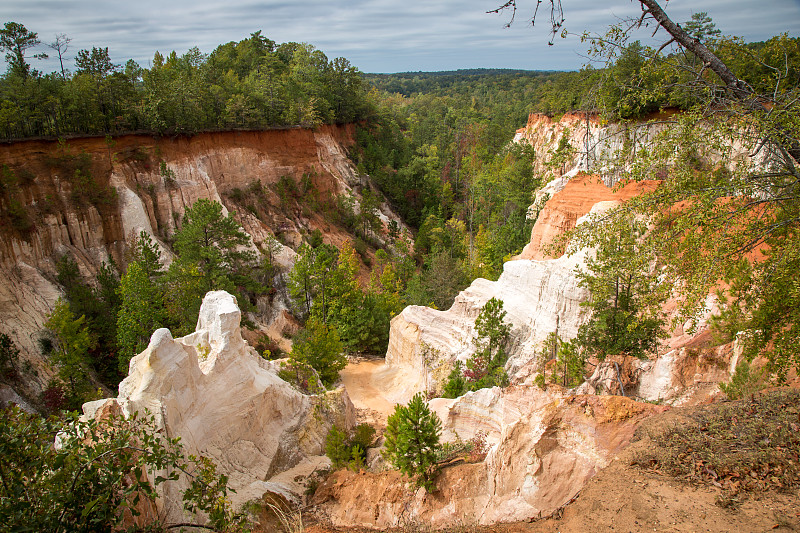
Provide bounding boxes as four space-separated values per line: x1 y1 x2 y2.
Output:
340 359 398 426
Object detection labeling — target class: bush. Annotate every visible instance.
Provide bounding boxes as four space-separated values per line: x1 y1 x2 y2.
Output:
720 359 766 400
325 423 375 471
383 392 442 490
443 298 511 397
0 406 247 531
289 319 346 387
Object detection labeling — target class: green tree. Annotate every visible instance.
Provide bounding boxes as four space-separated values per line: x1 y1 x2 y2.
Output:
168 199 256 334
383 392 442 490
0 406 247 531
44 299 95 409
289 318 346 387
324 425 350 468
117 261 168 372
445 297 512 397
0 333 21 382
0 22 46 79
574 217 664 360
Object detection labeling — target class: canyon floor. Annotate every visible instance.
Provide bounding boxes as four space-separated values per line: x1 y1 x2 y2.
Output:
306 360 800 533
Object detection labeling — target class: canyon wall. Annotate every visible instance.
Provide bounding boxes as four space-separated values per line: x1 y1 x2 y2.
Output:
0 126 396 397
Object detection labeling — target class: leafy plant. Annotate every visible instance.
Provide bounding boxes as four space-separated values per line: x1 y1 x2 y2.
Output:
444 298 511 397
0 406 248 531
383 392 442 490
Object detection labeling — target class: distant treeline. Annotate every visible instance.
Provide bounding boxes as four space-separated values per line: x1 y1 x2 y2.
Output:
0 25 371 140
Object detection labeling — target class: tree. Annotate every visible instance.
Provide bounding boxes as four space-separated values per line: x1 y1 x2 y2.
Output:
47 33 71 79
444 297 511 397
0 333 21 382
0 22 46 79
75 47 118 78
574 216 664 360
0 406 247 531
498 0 800 379
683 12 721 43
44 299 95 409
289 318 346 387
168 199 257 334
383 392 442 490
117 261 168 372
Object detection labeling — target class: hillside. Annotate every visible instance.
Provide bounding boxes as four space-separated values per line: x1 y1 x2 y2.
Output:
0 125 402 405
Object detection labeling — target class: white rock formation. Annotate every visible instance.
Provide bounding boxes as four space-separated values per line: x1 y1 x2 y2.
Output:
86 291 355 522
385 213 604 401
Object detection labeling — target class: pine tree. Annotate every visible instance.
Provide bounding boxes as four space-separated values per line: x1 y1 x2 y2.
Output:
383 392 441 490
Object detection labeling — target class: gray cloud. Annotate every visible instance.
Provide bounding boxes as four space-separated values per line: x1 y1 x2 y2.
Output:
1 0 798 74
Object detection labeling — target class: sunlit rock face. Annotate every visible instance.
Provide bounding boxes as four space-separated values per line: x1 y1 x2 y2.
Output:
314 385 667 528
85 291 355 522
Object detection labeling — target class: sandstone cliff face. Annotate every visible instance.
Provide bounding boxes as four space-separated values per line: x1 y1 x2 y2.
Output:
512 112 671 183
85 291 355 522
0 126 396 396
384 196 629 401
314 385 667 528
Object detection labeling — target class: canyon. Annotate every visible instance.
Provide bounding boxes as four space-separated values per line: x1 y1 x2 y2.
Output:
0 114 758 528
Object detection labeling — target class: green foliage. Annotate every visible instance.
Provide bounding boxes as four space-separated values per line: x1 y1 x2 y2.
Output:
167 199 257 335
116 261 168 372
44 299 96 410
552 336 587 388
572 216 664 361
383 393 442 490
324 426 350 469
0 25 371 139
444 297 511 397
324 423 375 471
0 333 21 382
719 360 766 400
0 406 248 531
289 318 345 387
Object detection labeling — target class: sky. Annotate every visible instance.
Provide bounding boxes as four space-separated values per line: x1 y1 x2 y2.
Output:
2 0 800 74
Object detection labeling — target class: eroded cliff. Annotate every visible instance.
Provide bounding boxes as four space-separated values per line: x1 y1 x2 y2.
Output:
0 126 397 398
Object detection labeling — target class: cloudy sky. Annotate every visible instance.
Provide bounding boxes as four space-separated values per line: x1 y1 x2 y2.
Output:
3 0 800 74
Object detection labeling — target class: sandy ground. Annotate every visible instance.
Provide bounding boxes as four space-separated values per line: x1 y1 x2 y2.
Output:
339 358 399 426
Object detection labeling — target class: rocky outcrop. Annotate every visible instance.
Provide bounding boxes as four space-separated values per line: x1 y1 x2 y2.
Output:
84 291 355 522
519 173 660 260
313 385 667 528
385 201 622 401
513 112 672 183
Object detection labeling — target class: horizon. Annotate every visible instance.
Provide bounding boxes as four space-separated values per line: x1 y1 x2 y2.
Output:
2 0 799 76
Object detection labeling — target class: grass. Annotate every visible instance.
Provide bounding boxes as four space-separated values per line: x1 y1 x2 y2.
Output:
631 389 800 506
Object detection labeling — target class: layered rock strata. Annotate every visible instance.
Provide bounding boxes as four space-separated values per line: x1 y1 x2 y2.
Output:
313 385 667 528
85 291 355 522
0 126 403 397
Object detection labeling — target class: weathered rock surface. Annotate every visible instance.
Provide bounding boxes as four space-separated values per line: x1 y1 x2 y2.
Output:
86 291 355 522
519 173 660 260
0 126 404 399
313 386 667 528
385 199 622 400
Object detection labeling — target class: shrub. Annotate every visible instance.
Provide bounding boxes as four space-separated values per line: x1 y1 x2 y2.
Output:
289 319 346 387
325 423 376 471
383 392 442 490
720 359 766 400
0 406 247 531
